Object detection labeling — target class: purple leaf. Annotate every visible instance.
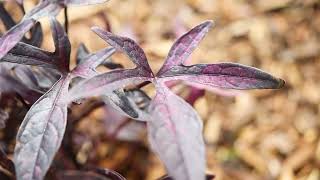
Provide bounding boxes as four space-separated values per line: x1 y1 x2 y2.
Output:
72 45 144 119
157 20 213 76
68 69 152 102
50 17 70 73
147 82 205 180
14 76 71 180
72 43 148 119
1 42 56 68
0 1 61 59
0 3 43 47
0 19 36 59
71 47 115 78
158 63 285 89
91 27 153 75
0 18 70 70
0 0 110 59
63 0 109 6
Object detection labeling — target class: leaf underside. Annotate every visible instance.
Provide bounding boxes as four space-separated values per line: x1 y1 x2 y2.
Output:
14 76 70 180
147 82 205 180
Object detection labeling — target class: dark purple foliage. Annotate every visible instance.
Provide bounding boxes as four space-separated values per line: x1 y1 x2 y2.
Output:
11 18 115 180
68 20 285 179
0 1 285 179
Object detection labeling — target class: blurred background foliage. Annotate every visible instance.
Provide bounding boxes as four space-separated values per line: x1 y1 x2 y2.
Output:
1 0 320 179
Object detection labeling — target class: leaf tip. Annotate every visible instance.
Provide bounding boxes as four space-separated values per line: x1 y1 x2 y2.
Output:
202 20 215 30
91 26 100 31
91 26 107 35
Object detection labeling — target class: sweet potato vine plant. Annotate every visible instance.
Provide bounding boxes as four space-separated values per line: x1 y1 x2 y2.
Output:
0 0 285 180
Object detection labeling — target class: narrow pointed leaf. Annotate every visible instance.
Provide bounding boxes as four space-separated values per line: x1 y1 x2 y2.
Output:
91 27 153 75
14 76 71 180
1 42 56 68
0 19 35 59
157 21 213 76
158 63 285 89
68 69 152 102
148 82 205 180
50 18 70 72
71 47 115 78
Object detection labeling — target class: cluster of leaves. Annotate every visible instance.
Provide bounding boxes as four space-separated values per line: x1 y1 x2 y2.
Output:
0 0 284 180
